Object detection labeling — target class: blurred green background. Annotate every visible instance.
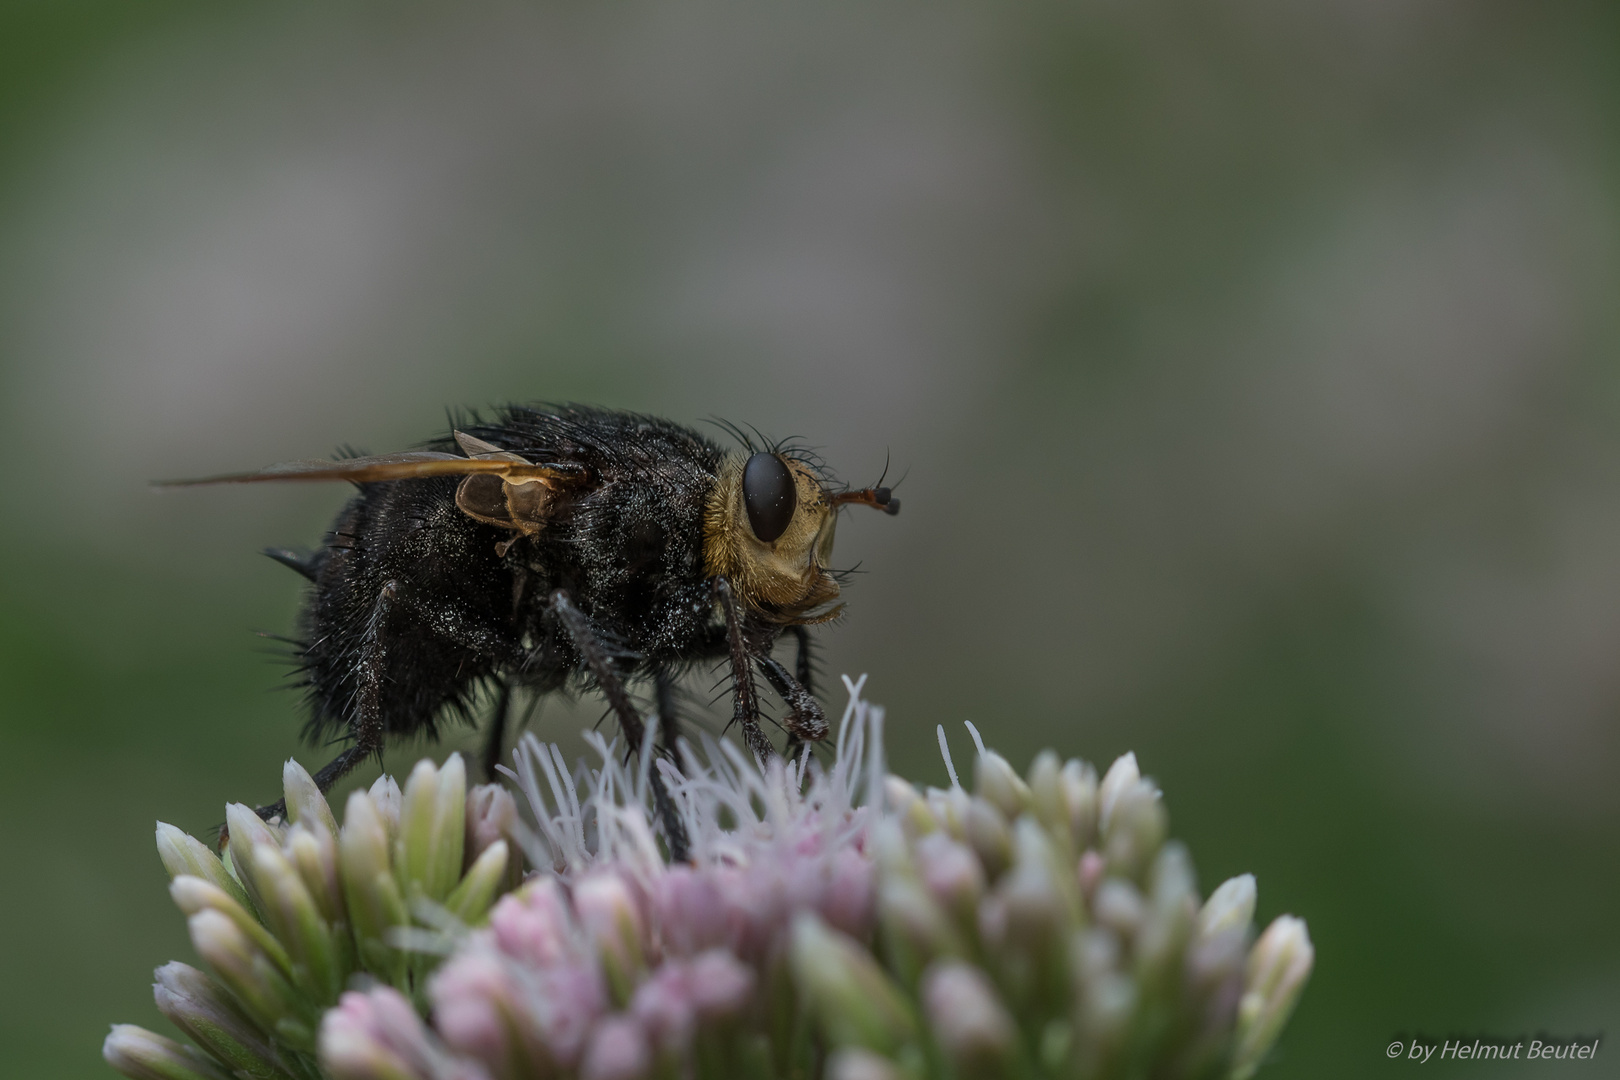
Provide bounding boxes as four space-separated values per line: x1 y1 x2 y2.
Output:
2 1 1617 1076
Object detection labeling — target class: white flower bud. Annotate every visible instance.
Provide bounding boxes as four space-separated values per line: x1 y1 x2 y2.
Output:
341 790 391 885
1008 817 1082 928
152 962 286 1080
1072 969 1136 1074
574 869 648 1003
287 822 344 924
580 1015 651 1080
1026 751 1071 852
155 824 249 910
252 841 343 1003
431 933 605 1074
490 876 583 968
885 776 938 837
222 803 284 915
1071 927 1121 986
368 775 403 838
629 947 755 1060
991 818 1081 1014
319 1029 419 1080
340 790 410 979
1060 759 1099 849
319 987 440 1080
1183 873 1255 1060
464 783 517 865
445 840 508 924
1100 779 1166 882
790 913 918 1054
1092 879 1145 939
963 798 1012 881
876 872 963 988
1231 916 1314 1080
1196 874 1257 944
1097 753 1140 833
932 782 976 842
913 832 985 928
973 749 1031 820
395 756 467 903
282 758 339 839
921 961 1017 1078
686 949 754 1020
168 876 294 981
1135 842 1196 983
826 1048 906 1080
822 846 878 938
103 1024 232 1080
187 909 315 1048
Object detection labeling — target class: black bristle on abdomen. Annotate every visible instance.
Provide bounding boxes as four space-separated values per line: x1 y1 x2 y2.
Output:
263 547 319 582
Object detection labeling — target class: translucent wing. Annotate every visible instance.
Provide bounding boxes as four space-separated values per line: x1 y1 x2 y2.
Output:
156 436 591 549
156 449 574 487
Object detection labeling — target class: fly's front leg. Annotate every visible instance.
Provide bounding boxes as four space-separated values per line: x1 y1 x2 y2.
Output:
713 578 774 762
549 590 690 862
758 654 828 743
789 624 814 692
776 624 820 766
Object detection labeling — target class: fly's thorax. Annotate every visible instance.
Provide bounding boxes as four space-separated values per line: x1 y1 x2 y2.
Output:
703 454 842 621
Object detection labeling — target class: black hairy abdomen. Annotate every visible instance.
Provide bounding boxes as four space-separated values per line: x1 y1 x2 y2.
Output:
298 477 513 743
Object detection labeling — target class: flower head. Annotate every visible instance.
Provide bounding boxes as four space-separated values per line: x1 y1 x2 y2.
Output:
109 680 1312 1080
110 758 516 1080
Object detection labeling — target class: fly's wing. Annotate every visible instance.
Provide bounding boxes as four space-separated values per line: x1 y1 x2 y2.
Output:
454 431 524 460
158 451 507 485
156 437 589 538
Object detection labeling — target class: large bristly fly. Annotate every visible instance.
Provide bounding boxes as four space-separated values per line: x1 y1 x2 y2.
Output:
161 405 899 859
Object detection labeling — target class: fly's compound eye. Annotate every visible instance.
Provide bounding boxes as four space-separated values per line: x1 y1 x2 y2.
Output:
742 452 797 542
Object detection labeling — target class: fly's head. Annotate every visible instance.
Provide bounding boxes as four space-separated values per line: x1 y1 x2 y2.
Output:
703 450 898 623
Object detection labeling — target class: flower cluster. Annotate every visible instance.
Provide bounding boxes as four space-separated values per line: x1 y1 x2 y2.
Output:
106 682 1312 1080
105 754 517 1080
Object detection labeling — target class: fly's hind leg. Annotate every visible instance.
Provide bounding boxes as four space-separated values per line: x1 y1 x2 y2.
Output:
481 679 514 781
255 579 403 822
549 590 691 862
655 669 687 775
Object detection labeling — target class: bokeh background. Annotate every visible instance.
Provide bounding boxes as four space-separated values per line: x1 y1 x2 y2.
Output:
2 1 1617 1076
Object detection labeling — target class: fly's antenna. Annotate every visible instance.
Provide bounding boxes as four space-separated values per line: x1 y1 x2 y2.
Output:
830 486 900 516
828 450 904 515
